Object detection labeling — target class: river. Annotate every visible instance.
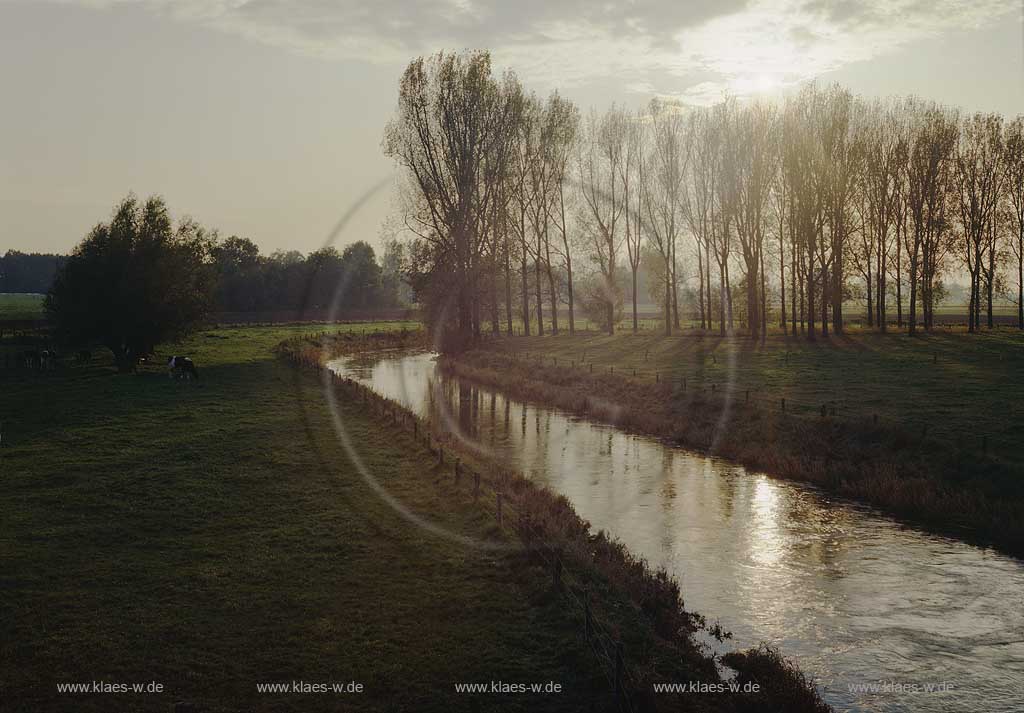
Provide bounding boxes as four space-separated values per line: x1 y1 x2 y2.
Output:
327 350 1024 712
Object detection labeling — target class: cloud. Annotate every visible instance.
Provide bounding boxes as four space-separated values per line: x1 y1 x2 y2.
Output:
672 0 1019 100
36 0 1021 102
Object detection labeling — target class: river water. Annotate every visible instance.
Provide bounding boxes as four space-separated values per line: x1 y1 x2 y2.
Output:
327 350 1024 712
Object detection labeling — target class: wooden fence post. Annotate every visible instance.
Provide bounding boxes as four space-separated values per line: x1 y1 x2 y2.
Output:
583 588 591 641
614 640 624 708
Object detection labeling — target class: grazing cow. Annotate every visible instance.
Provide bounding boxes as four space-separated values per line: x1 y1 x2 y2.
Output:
40 349 57 371
167 355 199 380
21 350 41 371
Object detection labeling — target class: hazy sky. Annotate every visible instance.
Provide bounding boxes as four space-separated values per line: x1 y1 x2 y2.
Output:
2 0 1022 257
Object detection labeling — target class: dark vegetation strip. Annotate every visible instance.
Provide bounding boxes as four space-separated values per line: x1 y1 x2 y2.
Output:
293 332 833 713
441 348 1024 558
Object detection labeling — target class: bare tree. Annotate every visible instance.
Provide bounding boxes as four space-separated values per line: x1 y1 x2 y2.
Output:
544 92 581 334
682 108 718 333
861 100 907 330
621 109 647 332
386 54 1024 346
523 93 553 335
510 94 541 335
645 99 688 335
384 51 520 347
954 112 1004 332
731 101 778 340
782 88 825 341
713 101 739 334
904 100 958 335
769 147 790 334
578 107 627 334
480 73 525 335
1005 117 1024 329
817 86 864 335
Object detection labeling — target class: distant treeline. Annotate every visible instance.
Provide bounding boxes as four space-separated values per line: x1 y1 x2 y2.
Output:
0 251 67 294
209 236 409 313
1 239 410 313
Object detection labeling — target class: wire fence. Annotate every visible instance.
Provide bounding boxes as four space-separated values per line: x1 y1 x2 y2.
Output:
284 324 1003 463
281 339 642 710
470 332 1005 461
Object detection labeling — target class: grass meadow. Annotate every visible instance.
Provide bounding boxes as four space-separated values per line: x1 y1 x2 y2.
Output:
482 328 1024 466
1 323 605 712
0 293 45 321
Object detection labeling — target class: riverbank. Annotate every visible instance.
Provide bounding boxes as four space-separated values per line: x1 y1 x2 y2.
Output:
304 330 832 712
444 331 1024 557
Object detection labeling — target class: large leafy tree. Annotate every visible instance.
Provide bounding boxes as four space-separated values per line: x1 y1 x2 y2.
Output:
45 194 216 371
339 241 382 308
211 235 263 312
384 50 522 349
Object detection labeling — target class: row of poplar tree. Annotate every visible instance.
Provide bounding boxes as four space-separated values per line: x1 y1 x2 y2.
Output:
383 50 1024 347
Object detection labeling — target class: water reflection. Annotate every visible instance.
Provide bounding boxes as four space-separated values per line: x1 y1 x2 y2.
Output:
328 351 1024 713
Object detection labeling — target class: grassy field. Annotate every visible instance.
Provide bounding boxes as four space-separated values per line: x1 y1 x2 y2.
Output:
1 323 608 712
487 300 1022 335
483 328 1024 465
0 293 45 321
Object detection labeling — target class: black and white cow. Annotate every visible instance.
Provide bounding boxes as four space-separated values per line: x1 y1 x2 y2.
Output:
167 356 199 380
40 349 57 371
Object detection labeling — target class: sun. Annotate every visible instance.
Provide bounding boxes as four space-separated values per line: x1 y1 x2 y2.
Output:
755 73 778 93
727 72 781 97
